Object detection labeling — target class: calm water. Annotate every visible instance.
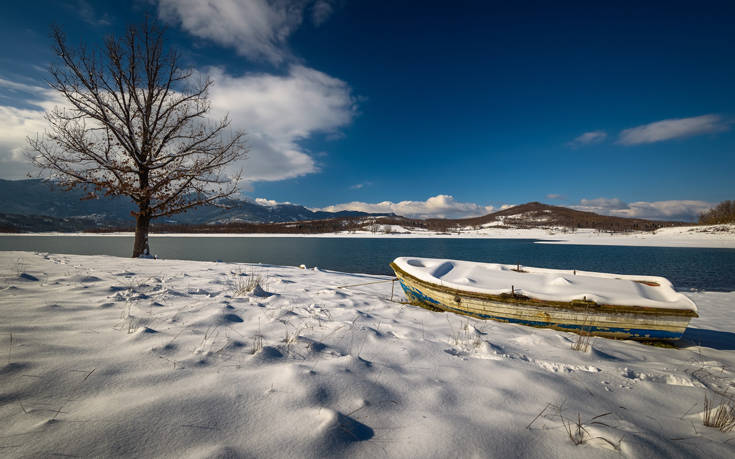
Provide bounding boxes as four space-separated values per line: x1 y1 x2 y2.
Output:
1 236 734 291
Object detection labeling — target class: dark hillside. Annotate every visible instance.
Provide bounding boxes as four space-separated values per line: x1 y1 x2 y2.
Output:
454 202 684 232
94 202 689 234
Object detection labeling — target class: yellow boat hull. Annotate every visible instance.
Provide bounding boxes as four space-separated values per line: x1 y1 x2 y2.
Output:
390 262 697 341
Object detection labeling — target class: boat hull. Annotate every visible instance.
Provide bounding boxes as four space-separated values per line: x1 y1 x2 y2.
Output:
391 263 696 341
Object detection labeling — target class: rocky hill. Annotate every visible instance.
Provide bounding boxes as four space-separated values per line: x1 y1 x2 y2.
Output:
453 202 685 231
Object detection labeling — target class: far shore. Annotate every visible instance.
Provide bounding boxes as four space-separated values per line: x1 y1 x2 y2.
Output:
1 224 734 248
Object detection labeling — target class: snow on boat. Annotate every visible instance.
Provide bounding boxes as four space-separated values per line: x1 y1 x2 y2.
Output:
390 257 698 341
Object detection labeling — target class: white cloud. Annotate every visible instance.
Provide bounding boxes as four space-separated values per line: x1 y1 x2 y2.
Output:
577 197 628 210
349 181 371 190
0 77 47 94
311 0 335 25
0 79 66 179
566 130 607 148
75 0 111 27
0 65 356 183
254 197 292 206
618 115 729 145
546 193 564 200
572 197 712 222
0 105 47 162
317 195 496 219
205 65 356 183
2 0 354 185
158 0 335 63
0 65 356 184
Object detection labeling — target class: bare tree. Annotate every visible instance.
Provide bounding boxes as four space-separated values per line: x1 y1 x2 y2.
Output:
699 200 735 225
28 21 247 257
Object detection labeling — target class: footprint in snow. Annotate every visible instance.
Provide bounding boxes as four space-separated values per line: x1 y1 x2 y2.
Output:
18 273 39 281
221 313 244 323
317 409 374 444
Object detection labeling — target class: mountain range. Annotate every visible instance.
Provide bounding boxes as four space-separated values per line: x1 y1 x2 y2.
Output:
0 179 685 233
0 179 392 231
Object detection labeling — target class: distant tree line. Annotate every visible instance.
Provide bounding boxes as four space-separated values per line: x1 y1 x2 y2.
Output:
84 210 683 235
699 200 735 225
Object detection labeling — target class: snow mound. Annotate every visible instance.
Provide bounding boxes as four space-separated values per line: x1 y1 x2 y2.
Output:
249 283 272 297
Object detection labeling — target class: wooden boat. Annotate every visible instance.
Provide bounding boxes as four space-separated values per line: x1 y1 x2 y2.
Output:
390 257 698 341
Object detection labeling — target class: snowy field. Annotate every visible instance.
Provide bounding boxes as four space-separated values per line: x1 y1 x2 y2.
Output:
6 223 735 248
1 251 734 457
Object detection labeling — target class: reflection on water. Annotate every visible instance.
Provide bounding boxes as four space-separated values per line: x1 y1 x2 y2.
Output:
1 235 733 291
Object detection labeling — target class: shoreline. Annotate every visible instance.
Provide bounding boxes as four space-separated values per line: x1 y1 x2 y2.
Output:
1 223 733 248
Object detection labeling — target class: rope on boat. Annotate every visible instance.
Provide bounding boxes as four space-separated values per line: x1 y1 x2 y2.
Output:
389 299 412 305
335 277 398 290
333 277 411 304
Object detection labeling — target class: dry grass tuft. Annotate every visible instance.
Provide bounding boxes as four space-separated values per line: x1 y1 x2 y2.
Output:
15 257 25 276
233 267 269 296
251 335 264 354
7 332 13 364
703 391 735 432
571 329 593 352
570 307 593 352
527 402 621 450
446 318 484 350
250 317 264 355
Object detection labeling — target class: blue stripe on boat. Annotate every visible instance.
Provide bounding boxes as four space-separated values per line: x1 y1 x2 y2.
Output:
399 280 682 340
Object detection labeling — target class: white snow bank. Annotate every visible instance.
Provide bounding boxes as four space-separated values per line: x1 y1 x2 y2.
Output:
536 224 735 248
1 252 733 458
393 257 697 311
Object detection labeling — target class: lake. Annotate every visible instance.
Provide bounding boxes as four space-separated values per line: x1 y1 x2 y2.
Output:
1 235 734 291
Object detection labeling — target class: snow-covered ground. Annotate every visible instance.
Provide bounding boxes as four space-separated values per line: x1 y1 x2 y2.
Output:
1 251 734 458
535 224 735 248
4 223 734 248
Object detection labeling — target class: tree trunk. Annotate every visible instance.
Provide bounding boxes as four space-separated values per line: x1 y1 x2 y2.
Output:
133 170 152 258
133 213 151 258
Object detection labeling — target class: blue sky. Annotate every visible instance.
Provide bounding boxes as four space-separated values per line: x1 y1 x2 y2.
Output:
1 1 733 221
